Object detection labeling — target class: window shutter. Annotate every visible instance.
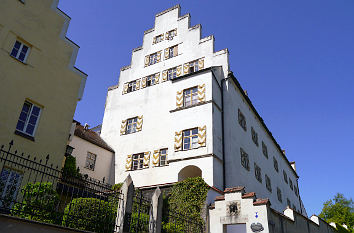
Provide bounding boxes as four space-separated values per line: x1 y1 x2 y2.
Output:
162 70 168 82
173 45 178 57
154 73 160 84
156 51 162 62
153 37 156 44
141 77 147 88
143 152 150 167
125 155 132 171
136 79 140 90
123 83 128 95
198 84 206 102
144 55 150 67
183 63 189 74
152 150 160 167
176 65 182 77
174 29 177 36
165 33 169 40
137 115 143 131
176 91 183 108
198 58 204 70
174 131 182 151
120 120 127 135
198 125 206 147
164 48 169 60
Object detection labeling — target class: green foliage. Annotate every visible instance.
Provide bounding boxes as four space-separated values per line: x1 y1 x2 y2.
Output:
12 182 61 224
319 193 354 229
63 155 80 177
129 212 150 233
112 182 123 191
62 198 116 233
162 222 185 233
335 223 353 233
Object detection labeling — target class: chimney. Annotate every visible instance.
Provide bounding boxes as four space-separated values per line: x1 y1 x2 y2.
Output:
290 161 296 171
243 90 248 96
282 149 286 155
84 123 89 130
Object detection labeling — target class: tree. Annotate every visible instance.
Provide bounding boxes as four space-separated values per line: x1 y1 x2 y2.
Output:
319 193 354 230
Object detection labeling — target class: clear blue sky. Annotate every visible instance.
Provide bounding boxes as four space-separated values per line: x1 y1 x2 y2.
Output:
58 0 354 216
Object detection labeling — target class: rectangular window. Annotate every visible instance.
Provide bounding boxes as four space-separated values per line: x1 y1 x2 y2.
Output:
254 163 262 183
277 187 282 203
167 67 177 80
0 167 23 209
262 141 268 158
238 109 247 131
153 34 164 44
183 87 198 107
85 152 97 170
166 29 177 40
10 40 30 63
283 170 288 184
289 179 293 190
273 157 279 172
167 45 178 59
146 75 155 86
183 128 198 150
159 149 168 166
251 127 258 146
127 80 137 93
188 60 199 74
16 101 41 137
149 52 158 66
132 153 144 170
265 175 272 192
126 117 138 134
240 148 250 171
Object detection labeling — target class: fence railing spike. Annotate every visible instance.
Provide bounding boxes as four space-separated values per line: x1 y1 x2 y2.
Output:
9 140 13 146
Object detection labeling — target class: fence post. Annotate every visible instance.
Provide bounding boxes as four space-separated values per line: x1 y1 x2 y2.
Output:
116 174 134 233
149 187 163 233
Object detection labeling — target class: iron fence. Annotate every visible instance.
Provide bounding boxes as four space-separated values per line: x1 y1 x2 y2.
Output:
0 140 123 233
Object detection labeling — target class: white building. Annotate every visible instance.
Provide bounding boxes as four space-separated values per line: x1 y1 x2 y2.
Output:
101 5 306 215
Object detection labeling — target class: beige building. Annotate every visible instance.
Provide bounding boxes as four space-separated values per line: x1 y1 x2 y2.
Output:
0 0 87 168
68 122 115 184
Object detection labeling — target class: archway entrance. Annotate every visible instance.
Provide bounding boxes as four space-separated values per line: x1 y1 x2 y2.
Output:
178 165 202 181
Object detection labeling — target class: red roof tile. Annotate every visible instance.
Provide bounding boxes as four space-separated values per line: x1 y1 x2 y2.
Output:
224 186 245 193
242 192 256 199
253 198 270 206
74 124 114 152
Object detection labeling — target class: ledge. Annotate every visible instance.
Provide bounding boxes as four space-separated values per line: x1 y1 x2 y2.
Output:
224 186 245 193
170 100 212 113
242 192 256 199
14 130 35 142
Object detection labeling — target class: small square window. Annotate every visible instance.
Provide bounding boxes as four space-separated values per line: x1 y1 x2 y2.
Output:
126 117 138 134
159 149 168 166
265 175 272 192
10 40 30 63
273 157 279 172
166 29 177 40
146 75 155 87
132 153 144 170
238 109 247 131
183 128 198 150
167 67 177 80
283 170 288 184
16 101 41 137
262 141 268 158
254 163 262 183
149 53 158 66
277 187 282 203
127 80 137 93
251 127 258 146
240 148 250 171
166 45 178 59
85 152 97 171
153 34 164 44
188 60 199 74
183 87 198 107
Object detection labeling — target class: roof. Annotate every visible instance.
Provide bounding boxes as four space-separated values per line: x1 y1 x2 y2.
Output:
74 124 114 153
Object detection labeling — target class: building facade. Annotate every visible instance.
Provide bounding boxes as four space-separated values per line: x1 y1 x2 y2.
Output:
0 0 87 168
68 122 115 184
101 5 306 214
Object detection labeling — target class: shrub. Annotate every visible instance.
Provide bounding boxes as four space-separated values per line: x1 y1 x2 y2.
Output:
12 182 61 224
62 155 80 178
62 198 116 233
112 182 123 191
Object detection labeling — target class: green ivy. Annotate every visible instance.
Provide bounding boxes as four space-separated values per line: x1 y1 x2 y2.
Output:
112 182 123 191
12 182 61 224
62 155 80 178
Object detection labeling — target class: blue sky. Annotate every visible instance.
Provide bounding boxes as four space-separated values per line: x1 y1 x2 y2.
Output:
58 0 354 216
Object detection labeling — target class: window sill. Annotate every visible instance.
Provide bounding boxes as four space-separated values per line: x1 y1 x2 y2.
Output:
14 130 35 142
170 100 211 113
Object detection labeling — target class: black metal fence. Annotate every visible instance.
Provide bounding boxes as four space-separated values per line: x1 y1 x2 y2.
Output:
0 140 123 233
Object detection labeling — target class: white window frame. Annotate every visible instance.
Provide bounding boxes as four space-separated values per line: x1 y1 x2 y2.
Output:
159 149 168 166
182 128 199 150
126 117 138 134
183 87 198 107
132 153 144 170
167 67 177 80
10 40 30 63
16 101 41 137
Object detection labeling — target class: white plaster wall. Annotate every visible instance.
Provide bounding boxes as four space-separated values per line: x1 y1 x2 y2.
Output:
69 136 115 184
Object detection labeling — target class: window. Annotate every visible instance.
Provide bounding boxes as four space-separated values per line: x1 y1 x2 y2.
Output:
183 128 198 150
10 40 30 63
132 153 144 170
283 170 288 184
240 148 250 171
188 60 199 74
65 145 74 157
146 75 155 86
16 101 41 137
277 187 282 203
251 127 258 146
289 179 293 190
159 149 168 166
166 45 178 59
0 167 23 208
126 117 138 134
287 199 291 207
183 87 198 107
265 175 272 192
254 163 262 183
273 157 279 172
153 34 164 44
127 80 137 93
166 29 177 40
262 141 268 158
238 109 247 131
167 67 177 80
85 152 97 171
149 53 158 66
